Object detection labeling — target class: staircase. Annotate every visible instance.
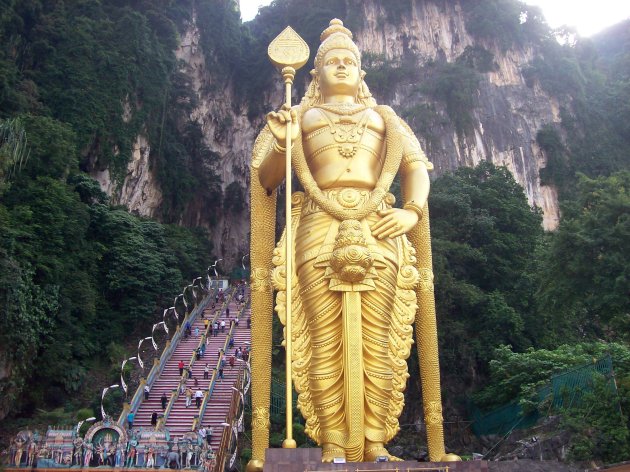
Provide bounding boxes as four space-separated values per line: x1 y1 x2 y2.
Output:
131 287 251 447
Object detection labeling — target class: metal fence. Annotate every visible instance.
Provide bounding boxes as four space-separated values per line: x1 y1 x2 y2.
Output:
470 354 615 436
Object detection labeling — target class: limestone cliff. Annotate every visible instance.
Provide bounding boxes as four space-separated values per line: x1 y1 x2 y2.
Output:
93 0 564 269
354 1 560 229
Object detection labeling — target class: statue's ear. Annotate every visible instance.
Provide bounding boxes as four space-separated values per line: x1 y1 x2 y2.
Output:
310 68 318 78
360 69 366 80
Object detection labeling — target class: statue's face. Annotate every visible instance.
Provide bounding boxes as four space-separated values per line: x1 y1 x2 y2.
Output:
318 48 361 98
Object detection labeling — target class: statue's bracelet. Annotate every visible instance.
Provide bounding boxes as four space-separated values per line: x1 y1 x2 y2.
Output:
403 201 424 220
272 140 286 154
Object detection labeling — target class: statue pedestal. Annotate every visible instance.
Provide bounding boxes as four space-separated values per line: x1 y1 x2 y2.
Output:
263 449 488 472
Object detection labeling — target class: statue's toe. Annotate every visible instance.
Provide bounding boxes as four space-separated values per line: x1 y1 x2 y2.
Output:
364 443 402 462
321 444 345 463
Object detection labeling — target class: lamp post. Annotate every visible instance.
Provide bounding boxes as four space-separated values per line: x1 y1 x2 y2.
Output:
193 276 204 297
184 284 196 309
101 384 120 420
75 417 96 437
220 421 239 469
237 358 251 397
153 321 169 337
137 337 154 369
120 356 137 395
210 259 222 291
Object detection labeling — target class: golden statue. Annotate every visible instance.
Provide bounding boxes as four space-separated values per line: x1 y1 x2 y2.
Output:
249 19 456 468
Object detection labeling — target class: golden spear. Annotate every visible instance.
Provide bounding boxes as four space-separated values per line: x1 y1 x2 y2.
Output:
267 26 310 449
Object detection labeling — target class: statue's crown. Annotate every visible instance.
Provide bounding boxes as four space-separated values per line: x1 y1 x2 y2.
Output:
320 18 353 42
315 19 360 70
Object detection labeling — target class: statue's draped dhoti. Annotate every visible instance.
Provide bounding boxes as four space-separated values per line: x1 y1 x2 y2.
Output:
272 189 419 461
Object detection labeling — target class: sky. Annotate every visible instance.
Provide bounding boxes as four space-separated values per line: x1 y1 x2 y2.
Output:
238 0 630 37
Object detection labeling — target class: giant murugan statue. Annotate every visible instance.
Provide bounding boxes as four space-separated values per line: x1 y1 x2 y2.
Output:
249 19 454 467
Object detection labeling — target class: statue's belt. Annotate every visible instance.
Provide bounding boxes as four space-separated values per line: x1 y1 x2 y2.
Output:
301 187 395 218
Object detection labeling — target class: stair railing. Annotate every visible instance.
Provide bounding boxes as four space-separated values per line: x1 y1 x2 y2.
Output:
213 368 244 472
119 287 214 428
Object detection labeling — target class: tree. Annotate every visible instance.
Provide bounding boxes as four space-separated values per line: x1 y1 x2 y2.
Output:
429 162 543 384
537 171 630 341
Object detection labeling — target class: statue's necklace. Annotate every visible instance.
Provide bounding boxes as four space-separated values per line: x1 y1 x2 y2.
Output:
317 108 370 159
317 103 367 115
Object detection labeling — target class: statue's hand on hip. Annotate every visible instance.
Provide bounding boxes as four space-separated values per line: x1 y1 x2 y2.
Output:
371 208 418 239
266 105 299 146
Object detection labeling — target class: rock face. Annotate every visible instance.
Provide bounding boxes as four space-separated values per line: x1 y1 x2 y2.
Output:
93 0 563 268
355 1 560 229
93 134 164 217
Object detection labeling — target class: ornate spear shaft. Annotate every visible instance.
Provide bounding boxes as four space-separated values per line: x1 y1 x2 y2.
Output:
267 26 310 449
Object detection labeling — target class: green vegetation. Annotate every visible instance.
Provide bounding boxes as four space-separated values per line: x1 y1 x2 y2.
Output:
0 0 217 422
0 161 213 414
362 53 418 101
430 163 543 376
463 0 548 50
536 172 630 342
536 124 570 187
420 61 480 137
473 342 630 462
522 22 630 198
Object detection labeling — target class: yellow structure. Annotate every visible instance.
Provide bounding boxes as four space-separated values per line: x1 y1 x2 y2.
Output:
249 19 457 469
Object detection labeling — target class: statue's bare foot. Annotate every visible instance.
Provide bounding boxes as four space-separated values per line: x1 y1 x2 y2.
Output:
364 442 403 462
322 444 345 463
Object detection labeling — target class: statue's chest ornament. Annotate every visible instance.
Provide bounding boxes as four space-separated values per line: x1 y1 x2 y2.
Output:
317 107 370 159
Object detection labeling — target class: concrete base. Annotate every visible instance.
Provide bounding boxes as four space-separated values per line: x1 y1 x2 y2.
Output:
263 448 488 472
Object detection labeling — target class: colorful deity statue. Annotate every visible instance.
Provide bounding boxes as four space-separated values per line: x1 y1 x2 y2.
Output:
147 446 156 468
72 437 83 466
125 444 136 468
115 442 125 468
12 432 27 466
27 439 38 467
83 441 93 467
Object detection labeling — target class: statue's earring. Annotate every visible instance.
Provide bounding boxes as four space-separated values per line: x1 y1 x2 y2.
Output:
360 70 366 80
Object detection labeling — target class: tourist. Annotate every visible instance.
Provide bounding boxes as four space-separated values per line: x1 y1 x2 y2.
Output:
212 322 219 337
178 360 184 376
229 354 235 369
127 412 134 430
206 427 213 445
144 385 150 400
220 320 226 333
185 387 193 408
198 426 207 445
150 411 158 427
161 392 168 410
204 364 210 380
218 358 225 381
195 389 203 408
